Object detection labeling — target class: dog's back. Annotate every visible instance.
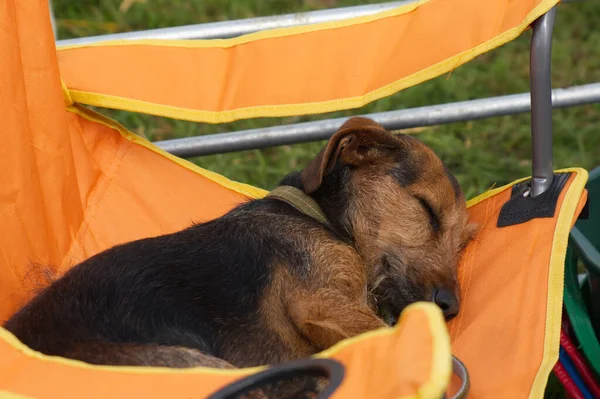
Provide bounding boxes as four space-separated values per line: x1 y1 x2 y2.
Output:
4 117 476 372
4 197 339 367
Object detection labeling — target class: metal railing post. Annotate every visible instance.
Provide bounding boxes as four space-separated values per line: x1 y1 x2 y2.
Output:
529 7 557 197
154 83 600 158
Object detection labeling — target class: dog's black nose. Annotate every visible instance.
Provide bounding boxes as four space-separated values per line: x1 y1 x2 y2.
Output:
432 288 459 321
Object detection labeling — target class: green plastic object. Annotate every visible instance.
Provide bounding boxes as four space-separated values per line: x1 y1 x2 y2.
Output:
571 166 600 268
564 165 600 379
563 245 600 377
569 166 600 334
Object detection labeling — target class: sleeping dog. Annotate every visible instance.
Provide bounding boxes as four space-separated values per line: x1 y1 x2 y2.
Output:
4 117 477 372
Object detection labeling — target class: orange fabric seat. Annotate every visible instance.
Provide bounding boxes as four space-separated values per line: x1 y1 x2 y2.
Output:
0 302 451 399
0 0 588 398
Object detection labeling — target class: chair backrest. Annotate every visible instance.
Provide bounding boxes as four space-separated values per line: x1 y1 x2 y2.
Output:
56 0 558 124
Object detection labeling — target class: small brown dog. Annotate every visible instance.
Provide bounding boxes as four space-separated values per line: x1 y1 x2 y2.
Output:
4 117 477 373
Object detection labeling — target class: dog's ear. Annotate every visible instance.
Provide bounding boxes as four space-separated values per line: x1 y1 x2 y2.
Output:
301 117 398 194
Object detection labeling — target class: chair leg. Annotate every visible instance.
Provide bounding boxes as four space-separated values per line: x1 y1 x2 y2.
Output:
530 6 557 197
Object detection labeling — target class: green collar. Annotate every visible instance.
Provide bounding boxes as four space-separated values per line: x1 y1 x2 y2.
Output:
267 185 332 229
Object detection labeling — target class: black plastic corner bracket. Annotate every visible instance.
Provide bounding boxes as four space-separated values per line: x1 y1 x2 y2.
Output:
497 173 571 228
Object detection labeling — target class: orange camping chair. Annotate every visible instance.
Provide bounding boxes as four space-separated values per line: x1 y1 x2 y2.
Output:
0 0 589 398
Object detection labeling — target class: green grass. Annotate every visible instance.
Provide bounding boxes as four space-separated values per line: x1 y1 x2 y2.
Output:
53 0 600 199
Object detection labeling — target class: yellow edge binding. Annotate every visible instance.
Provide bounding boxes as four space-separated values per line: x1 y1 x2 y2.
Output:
0 303 449 399
66 104 269 200
56 0 430 51
0 392 35 399
528 167 588 399
59 0 559 124
465 167 588 398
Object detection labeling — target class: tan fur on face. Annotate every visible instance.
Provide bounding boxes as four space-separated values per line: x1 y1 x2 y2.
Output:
298 117 477 323
344 135 476 310
230 118 476 367
215 119 474 369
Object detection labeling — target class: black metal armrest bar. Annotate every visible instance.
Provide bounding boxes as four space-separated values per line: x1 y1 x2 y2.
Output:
155 82 600 158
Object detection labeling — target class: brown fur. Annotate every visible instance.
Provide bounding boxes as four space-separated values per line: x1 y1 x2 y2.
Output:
64 341 236 369
4 117 477 398
298 117 477 324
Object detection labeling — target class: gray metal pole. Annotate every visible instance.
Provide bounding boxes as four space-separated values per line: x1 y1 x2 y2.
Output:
55 1 412 46
49 0 57 38
154 82 600 158
529 7 557 197
54 0 582 46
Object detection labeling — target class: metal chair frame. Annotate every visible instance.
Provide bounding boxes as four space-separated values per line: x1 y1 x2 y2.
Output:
51 1 600 197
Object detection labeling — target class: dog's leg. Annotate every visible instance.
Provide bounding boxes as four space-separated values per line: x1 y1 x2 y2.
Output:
62 341 234 369
288 291 387 350
65 342 328 399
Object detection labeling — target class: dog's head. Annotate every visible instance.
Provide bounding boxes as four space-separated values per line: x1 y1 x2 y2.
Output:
296 117 478 324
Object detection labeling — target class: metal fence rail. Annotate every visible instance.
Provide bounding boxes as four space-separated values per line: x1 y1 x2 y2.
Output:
155 82 600 158
53 0 599 190
55 1 412 46
53 0 581 46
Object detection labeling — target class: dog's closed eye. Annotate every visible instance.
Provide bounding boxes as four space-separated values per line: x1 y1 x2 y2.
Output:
417 197 440 233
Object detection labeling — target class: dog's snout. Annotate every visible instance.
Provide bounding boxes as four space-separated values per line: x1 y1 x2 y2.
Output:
432 288 459 321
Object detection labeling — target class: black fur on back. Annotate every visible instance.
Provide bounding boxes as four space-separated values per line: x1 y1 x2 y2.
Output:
3 169 353 367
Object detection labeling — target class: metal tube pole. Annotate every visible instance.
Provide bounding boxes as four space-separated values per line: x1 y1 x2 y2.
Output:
49 0 57 38
55 1 412 46
529 7 557 197
54 0 581 46
154 82 600 158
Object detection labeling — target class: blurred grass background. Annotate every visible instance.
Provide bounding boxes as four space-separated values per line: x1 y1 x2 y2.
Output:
53 0 600 199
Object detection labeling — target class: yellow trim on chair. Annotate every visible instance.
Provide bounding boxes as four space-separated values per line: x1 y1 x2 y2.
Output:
313 301 452 399
66 104 269 200
0 303 449 399
58 0 559 124
0 326 265 376
528 167 588 399
0 392 35 399
407 302 452 399
56 0 431 52
464 167 588 399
